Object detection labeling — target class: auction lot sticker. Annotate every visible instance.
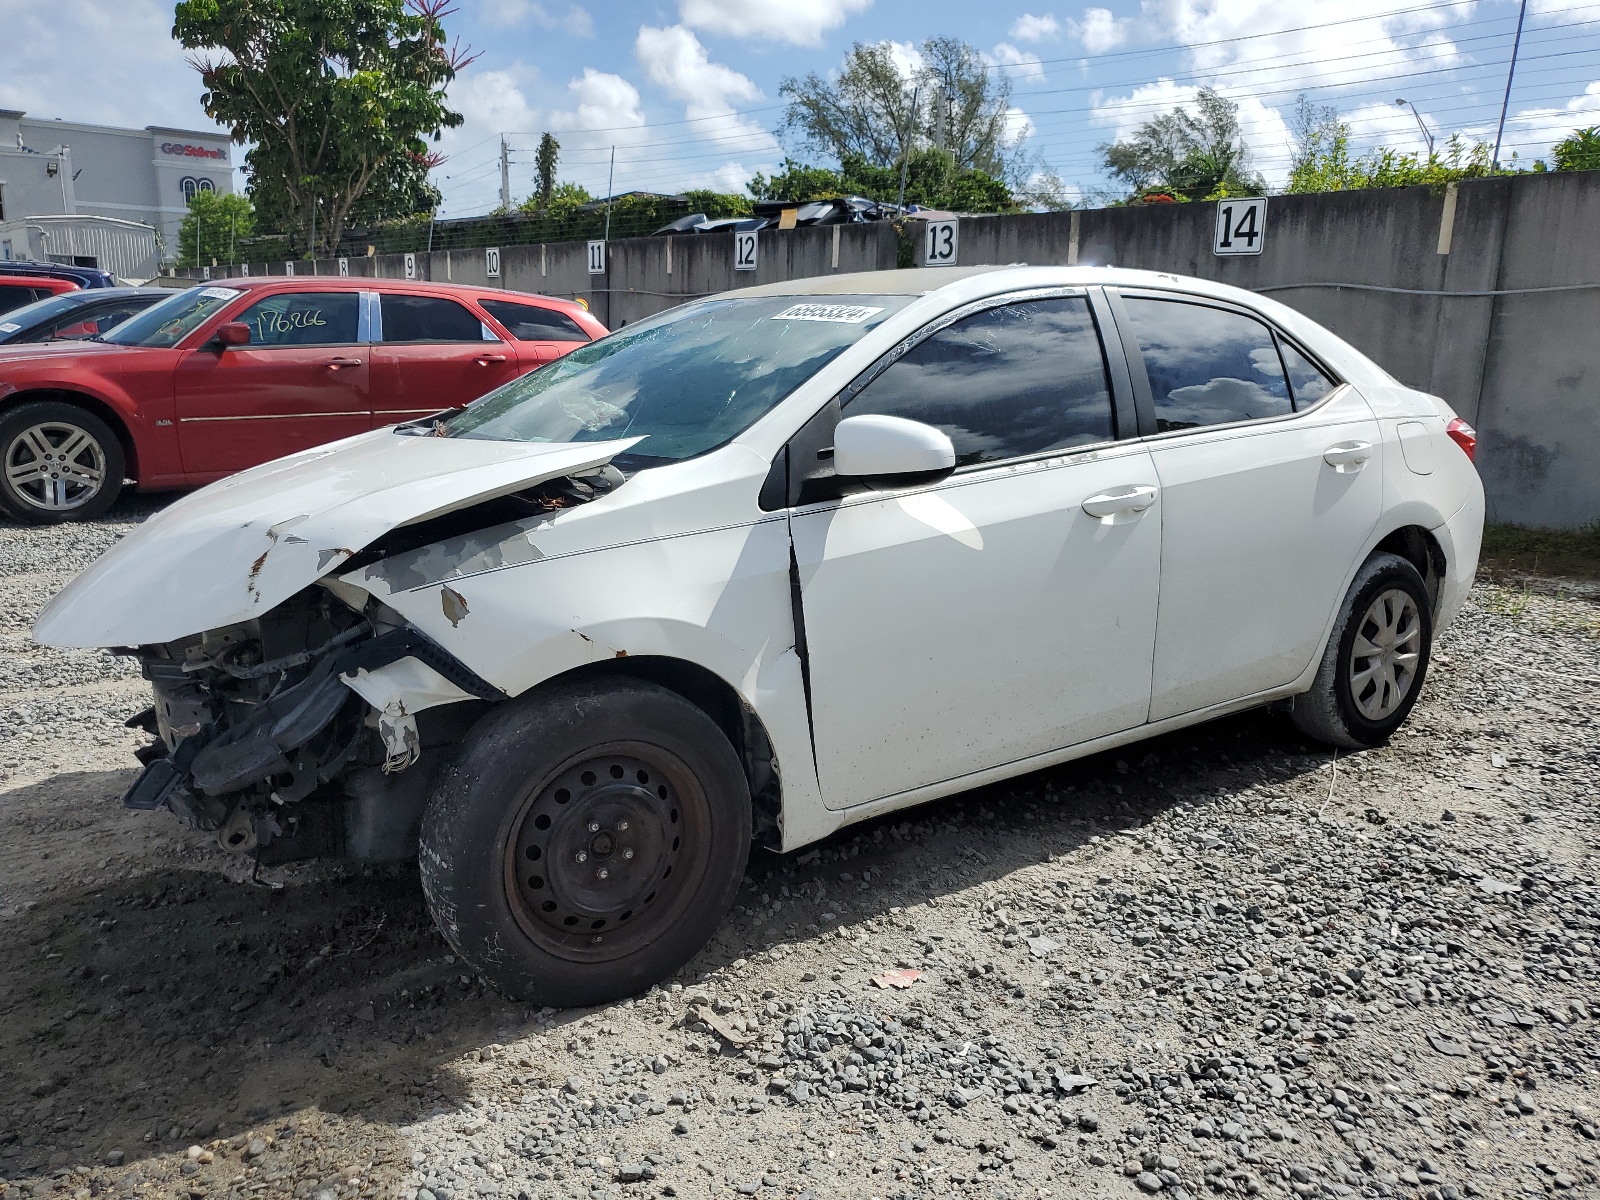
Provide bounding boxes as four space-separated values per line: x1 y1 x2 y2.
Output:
771 303 885 323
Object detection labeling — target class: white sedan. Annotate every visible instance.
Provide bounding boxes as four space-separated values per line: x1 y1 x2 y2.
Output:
34 265 1484 1005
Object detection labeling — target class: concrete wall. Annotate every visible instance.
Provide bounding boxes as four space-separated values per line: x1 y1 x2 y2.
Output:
186 172 1600 527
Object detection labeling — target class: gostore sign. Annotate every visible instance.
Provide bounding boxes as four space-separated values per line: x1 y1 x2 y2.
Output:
160 142 228 160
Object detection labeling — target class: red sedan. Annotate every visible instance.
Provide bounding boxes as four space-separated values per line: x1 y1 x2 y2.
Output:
0 277 607 522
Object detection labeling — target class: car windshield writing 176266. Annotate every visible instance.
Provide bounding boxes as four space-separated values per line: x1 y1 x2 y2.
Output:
99 286 240 348
438 295 911 467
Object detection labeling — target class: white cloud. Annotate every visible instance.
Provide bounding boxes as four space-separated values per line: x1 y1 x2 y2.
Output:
1069 6 1131 53
992 43 1047 84
1010 13 1061 42
1485 82 1600 161
635 25 778 155
1089 79 1293 188
677 0 872 45
883 39 925 81
481 0 594 36
1004 106 1038 146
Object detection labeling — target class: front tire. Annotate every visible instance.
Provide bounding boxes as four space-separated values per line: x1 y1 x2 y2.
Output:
0 401 125 523
1292 551 1433 749
419 677 752 1006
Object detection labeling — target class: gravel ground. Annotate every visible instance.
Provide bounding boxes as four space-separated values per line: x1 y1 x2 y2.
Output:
0 498 1597 1200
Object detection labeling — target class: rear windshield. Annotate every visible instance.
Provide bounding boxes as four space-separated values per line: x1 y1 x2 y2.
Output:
100 285 241 348
437 295 910 468
0 291 88 336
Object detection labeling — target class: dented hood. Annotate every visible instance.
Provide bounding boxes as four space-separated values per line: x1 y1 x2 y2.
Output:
33 428 641 648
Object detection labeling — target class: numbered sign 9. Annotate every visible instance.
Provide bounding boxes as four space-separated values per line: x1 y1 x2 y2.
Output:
404 252 417 279
337 257 349 277
1213 198 1267 256
924 219 959 266
485 246 501 279
734 229 759 272
587 240 607 275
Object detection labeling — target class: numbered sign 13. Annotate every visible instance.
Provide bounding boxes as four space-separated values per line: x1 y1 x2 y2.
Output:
734 229 759 272
1213 198 1266 256
587 240 606 275
485 246 501 279
924 219 959 266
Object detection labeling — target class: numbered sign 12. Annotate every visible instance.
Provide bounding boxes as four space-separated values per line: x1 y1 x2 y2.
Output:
485 246 501 279
734 229 759 272
587 240 607 275
1213 198 1267 256
924 219 959 266
404 252 417 279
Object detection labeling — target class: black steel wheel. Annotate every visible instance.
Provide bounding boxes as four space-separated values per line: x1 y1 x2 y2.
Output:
420 677 751 1006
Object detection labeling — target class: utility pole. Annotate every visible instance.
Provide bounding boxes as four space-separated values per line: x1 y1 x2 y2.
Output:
1492 0 1529 171
897 86 920 213
499 136 512 210
603 145 616 241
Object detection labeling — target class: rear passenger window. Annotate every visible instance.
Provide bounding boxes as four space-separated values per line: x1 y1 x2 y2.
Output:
1124 298 1292 432
381 294 490 343
236 291 360 346
479 298 589 342
845 296 1116 467
1278 339 1336 408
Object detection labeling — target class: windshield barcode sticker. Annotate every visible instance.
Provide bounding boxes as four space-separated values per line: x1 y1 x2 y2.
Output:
0 322 19 333
199 286 240 300
771 303 884 323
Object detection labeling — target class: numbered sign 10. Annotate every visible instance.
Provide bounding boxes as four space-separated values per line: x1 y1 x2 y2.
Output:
924 219 959 266
485 246 501 279
587 240 607 275
1213 198 1267 256
734 229 759 272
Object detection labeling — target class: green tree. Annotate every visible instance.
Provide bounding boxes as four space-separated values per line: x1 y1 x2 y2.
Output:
178 190 255 266
534 133 560 206
749 159 847 202
1286 130 1493 193
1552 126 1600 171
749 151 1016 213
173 0 475 257
1099 88 1264 201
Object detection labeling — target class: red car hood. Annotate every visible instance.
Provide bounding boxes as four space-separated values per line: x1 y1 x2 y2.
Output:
0 339 139 369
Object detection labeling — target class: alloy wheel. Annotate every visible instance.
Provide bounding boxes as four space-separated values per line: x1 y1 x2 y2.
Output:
4 421 108 513
1348 587 1422 721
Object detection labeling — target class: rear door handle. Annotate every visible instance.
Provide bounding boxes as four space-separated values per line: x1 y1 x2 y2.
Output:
324 357 362 370
1082 484 1159 519
1324 441 1373 471
475 353 508 365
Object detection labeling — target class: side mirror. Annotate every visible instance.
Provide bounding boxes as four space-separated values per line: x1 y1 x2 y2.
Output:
215 321 251 348
832 414 956 479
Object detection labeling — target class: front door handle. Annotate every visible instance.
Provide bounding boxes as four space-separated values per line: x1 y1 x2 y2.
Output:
475 353 508 365
324 357 362 370
1324 441 1373 472
1082 484 1159 519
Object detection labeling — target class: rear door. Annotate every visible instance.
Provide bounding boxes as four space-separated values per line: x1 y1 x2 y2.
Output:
173 289 369 477
370 290 523 425
477 296 594 367
1113 290 1383 720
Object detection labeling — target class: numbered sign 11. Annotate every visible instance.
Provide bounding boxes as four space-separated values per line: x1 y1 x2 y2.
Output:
485 246 501 279
587 240 607 275
337 257 349 277
734 229 759 272
1213 198 1267 256
924 219 959 266
404 252 417 279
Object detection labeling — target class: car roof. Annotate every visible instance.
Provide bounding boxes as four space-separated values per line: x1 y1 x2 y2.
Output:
0 275 79 289
210 276 582 307
726 264 1255 300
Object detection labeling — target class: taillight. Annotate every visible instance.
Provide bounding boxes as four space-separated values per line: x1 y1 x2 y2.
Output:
1446 417 1477 462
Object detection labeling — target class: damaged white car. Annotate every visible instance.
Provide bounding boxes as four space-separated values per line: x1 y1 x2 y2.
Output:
34 266 1484 1006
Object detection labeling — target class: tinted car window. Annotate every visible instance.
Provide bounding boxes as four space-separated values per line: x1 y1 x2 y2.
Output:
381 294 487 343
236 292 360 346
1125 298 1292 432
845 297 1115 467
0 285 34 315
100 286 242 348
479 298 589 342
1278 339 1337 408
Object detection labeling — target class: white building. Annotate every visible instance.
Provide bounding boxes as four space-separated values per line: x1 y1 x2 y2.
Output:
0 110 234 272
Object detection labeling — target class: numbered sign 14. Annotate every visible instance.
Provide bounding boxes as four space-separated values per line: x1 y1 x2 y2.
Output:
485 246 501 279
587 240 606 275
734 229 759 272
924 219 959 266
1213 198 1267 256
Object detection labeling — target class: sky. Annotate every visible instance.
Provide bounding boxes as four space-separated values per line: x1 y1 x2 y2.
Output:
2 0 1599 218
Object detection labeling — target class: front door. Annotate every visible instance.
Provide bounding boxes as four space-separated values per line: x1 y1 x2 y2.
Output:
1116 293 1384 721
789 293 1163 810
174 289 369 478
370 291 525 425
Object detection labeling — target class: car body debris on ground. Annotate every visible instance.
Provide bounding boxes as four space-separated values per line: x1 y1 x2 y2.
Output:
0 498 1596 1200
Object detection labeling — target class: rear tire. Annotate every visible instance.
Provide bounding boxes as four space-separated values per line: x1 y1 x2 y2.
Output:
418 677 751 1006
1292 551 1432 749
0 401 125 523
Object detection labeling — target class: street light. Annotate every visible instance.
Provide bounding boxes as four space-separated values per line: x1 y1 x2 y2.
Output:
1395 98 1436 158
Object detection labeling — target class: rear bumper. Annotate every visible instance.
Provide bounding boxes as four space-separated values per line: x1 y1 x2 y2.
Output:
1431 477 1485 635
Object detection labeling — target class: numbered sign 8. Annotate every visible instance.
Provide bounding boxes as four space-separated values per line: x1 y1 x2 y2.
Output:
485 246 501 279
734 229 759 272
587 240 607 275
337 257 349 277
1213 198 1267 256
201 266 211 281
924 219 959 266
404 252 417 279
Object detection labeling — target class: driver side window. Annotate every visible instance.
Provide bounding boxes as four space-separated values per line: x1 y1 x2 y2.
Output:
236 292 360 347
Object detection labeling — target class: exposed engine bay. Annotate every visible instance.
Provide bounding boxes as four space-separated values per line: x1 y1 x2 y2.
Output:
116 467 624 863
